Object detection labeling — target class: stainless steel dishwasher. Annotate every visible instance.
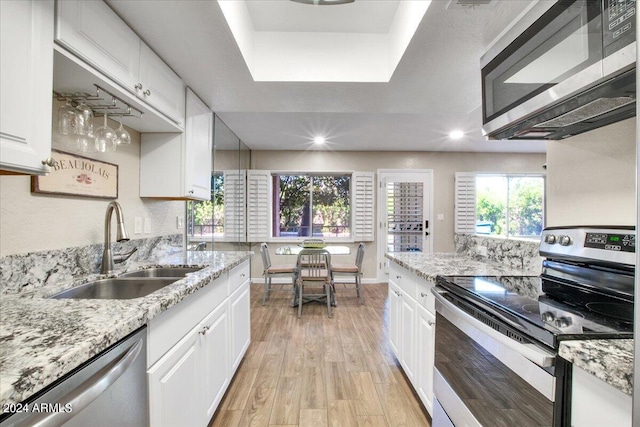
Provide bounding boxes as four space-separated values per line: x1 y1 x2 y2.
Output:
1 327 148 427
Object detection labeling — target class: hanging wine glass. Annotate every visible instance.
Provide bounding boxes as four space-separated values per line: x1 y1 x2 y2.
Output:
75 99 94 137
58 99 78 136
114 115 131 146
94 114 116 152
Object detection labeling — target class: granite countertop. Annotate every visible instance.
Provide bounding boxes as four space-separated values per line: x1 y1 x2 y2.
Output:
0 250 252 407
386 252 633 396
385 252 542 282
559 339 633 395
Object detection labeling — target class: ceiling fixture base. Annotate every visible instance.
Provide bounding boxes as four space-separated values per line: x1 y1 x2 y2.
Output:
291 0 355 5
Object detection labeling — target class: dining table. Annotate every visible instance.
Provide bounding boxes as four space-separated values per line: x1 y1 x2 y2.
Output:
274 244 351 255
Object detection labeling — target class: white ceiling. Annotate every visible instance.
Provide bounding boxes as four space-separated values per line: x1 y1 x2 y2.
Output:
105 0 548 153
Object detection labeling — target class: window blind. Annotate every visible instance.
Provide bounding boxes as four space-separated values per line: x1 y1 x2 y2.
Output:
223 170 246 242
352 172 375 241
455 172 476 233
246 170 271 242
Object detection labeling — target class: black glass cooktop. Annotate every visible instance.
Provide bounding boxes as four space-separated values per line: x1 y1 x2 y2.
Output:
436 275 633 349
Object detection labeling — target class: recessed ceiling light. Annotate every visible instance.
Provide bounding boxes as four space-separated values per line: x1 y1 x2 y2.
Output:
313 136 326 144
449 130 464 140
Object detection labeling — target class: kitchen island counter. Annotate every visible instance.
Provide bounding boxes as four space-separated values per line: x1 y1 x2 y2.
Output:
385 252 633 396
0 250 252 408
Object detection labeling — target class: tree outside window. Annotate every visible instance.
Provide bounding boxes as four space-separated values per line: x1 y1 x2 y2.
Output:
476 175 544 238
273 174 351 238
187 173 224 238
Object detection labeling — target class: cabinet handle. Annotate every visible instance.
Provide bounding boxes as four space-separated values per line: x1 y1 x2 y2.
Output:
135 83 143 90
428 320 435 326
199 325 210 335
41 157 55 167
420 292 428 298
396 275 401 279
143 89 151 97
240 273 245 278
188 190 194 194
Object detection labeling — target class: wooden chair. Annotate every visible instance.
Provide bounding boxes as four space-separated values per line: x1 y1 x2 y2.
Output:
331 242 365 304
259 243 296 305
295 249 334 318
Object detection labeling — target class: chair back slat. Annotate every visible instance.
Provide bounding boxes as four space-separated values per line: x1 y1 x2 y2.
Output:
355 242 365 270
260 242 272 271
296 249 331 282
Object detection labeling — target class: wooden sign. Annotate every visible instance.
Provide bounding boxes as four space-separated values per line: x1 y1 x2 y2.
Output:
31 150 118 199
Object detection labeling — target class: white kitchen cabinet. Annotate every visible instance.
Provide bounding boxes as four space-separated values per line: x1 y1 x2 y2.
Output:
201 302 230 420
388 261 436 416
55 0 184 125
140 88 213 200
229 278 251 372
388 281 401 357
388 279 416 384
147 260 251 426
416 304 435 415
0 0 54 175
148 328 203 427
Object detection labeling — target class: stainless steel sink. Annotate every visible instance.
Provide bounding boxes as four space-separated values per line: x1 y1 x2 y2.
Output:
118 267 202 278
50 278 180 300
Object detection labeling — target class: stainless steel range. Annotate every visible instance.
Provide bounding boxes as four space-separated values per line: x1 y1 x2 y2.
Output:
433 226 635 427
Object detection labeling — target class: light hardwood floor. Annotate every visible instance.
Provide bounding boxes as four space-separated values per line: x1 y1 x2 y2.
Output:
209 283 432 427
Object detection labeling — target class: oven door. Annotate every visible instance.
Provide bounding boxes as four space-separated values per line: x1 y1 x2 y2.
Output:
432 287 570 427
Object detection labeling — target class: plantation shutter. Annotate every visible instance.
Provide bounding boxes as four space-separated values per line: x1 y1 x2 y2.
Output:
455 172 476 233
223 170 246 242
352 172 375 242
247 170 271 242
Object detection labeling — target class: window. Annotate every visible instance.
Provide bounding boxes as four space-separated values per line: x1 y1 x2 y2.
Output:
272 174 351 238
186 173 224 240
455 173 545 239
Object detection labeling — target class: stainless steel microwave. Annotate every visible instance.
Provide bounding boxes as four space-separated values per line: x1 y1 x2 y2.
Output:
481 0 636 140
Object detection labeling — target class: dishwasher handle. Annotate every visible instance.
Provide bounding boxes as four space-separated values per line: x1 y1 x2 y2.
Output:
19 338 143 427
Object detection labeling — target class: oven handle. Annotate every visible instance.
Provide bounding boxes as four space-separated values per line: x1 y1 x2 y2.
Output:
432 287 555 368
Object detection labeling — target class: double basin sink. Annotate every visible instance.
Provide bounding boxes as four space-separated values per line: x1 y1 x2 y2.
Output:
51 267 203 300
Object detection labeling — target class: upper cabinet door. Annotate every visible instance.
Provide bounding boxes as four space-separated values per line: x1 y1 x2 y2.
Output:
184 89 213 201
0 0 54 175
139 42 185 126
55 0 140 91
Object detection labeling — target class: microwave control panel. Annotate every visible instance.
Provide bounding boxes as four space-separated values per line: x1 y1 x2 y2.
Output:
604 0 636 55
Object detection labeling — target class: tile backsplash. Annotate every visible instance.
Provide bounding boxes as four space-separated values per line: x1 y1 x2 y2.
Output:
455 233 543 274
0 234 183 294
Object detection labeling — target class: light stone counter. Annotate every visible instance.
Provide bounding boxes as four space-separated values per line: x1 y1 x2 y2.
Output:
386 252 633 395
0 250 252 407
559 339 633 395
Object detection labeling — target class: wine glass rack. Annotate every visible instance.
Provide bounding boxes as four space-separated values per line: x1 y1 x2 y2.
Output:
53 84 143 119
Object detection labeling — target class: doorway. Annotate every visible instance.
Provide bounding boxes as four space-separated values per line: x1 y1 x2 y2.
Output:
377 170 433 282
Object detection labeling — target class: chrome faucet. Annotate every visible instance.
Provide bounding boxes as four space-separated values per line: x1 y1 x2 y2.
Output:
101 201 137 274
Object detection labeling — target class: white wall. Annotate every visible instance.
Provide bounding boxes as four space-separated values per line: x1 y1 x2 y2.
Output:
0 103 184 257
546 118 637 226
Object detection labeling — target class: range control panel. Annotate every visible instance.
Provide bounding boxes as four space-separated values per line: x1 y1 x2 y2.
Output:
584 232 635 253
540 226 636 267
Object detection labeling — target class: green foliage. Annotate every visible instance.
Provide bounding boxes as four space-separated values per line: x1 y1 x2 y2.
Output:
508 179 543 236
277 175 351 235
477 190 505 235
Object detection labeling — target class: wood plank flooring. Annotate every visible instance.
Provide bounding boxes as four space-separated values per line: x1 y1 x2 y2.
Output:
209 283 431 427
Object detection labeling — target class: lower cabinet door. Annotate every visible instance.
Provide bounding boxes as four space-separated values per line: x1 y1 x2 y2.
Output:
399 293 417 384
202 302 230 420
148 330 203 427
388 281 402 358
229 280 251 372
416 305 435 415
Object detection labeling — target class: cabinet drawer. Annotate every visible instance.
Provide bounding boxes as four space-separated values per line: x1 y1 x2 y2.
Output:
147 274 228 367
228 260 250 294
389 262 416 297
416 278 435 314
